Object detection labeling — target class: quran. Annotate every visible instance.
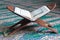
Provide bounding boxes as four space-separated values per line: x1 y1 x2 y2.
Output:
14 6 50 21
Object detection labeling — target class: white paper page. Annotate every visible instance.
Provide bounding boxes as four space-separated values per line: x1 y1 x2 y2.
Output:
14 7 32 19
30 6 50 21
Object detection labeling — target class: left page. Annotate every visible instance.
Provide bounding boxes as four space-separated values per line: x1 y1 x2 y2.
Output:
14 7 32 19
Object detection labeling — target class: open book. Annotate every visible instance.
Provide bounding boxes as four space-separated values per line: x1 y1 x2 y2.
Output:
14 6 50 21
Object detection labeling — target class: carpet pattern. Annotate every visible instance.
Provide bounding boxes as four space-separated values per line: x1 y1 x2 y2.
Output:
0 0 60 40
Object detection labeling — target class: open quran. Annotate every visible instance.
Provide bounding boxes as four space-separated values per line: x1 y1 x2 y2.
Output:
14 6 50 21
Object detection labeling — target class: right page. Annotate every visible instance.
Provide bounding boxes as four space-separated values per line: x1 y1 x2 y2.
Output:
31 6 50 21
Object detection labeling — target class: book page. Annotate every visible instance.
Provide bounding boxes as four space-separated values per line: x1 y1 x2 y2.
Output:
31 6 50 21
14 7 32 19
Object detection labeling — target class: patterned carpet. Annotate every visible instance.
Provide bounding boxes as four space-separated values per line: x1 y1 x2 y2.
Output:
0 0 60 40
